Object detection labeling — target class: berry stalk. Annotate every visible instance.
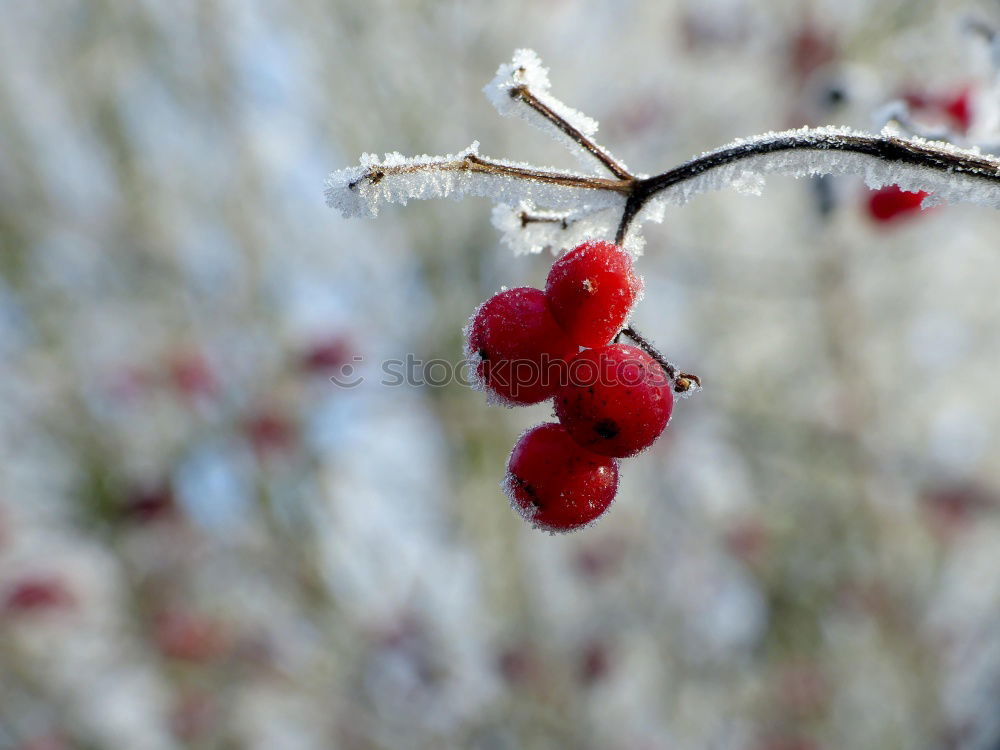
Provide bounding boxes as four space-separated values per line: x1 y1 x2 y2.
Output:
620 325 701 395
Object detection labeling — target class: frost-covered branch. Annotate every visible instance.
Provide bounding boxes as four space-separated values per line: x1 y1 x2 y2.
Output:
326 143 630 220
326 49 1000 255
615 127 1000 243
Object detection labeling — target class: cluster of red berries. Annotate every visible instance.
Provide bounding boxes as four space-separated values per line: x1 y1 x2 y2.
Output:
465 240 680 533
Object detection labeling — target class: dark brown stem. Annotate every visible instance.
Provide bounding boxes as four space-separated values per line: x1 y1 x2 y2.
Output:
621 325 701 394
510 85 634 181
615 131 1000 245
516 206 628 231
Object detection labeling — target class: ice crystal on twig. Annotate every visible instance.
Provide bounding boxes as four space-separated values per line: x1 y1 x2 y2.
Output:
482 49 628 176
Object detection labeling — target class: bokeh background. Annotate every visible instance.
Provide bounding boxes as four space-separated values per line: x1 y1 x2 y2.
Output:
2 1 1000 748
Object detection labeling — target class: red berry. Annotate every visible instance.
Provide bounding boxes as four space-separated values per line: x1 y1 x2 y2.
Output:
3 577 75 614
554 344 673 457
866 185 927 223
788 22 837 83
903 85 974 134
942 87 973 133
155 611 229 662
301 334 353 373
122 482 177 524
496 642 540 684
545 241 642 347
578 640 613 685
245 409 297 457
504 423 618 532
465 287 576 406
169 351 216 399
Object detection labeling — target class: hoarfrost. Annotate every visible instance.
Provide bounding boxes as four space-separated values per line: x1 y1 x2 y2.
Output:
729 170 767 196
490 202 621 256
645 126 1000 212
483 49 626 175
329 55 1000 260
328 126 1000 226
460 305 519 410
325 141 625 220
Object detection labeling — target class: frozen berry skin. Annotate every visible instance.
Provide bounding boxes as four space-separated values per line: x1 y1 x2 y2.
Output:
465 287 577 406
866 185 928 223
554 344 673 458
545 241 642 347
504 423 619 532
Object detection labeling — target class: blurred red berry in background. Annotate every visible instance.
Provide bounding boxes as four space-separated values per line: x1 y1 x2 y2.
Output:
788 22 837 83
903 85 974 134
301 334 354 373
866 185 928 223
245 409 298 457
724 518 771 566
922 481 996 540
169 350 216 399
497 642 541 686
942 88 973 133
578 639 613 686
122 482 178 524
573 535 628 581
155 610 229 662
3 577 75 615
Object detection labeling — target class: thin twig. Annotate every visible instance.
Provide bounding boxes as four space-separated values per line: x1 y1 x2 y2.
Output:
621 325 701 394
348 152 632 194
509 85 634 181
518 208 574 229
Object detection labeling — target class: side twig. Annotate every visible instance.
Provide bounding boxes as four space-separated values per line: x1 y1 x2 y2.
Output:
347 151 632 195
509 84 634 181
